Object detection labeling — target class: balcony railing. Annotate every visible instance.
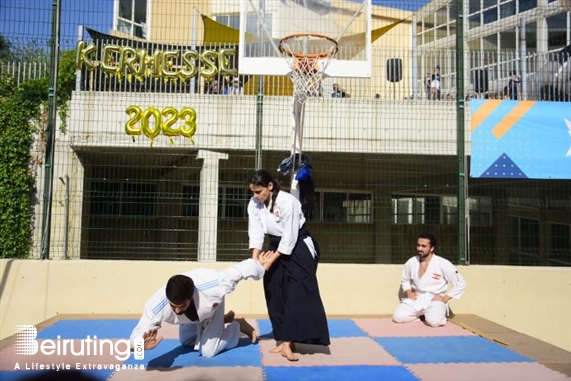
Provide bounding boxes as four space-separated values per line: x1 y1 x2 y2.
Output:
3 45 570 102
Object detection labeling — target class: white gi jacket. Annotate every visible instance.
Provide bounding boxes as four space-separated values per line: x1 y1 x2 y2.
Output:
129 259 264 355
248 190 306 255
400 254 467 301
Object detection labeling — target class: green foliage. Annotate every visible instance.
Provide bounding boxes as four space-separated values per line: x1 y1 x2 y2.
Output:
0 34 76 258
0 75 45 258
0 35 13 62
57 49 78 133
10 39 50 63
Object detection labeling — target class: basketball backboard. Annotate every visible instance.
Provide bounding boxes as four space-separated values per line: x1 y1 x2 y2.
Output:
239 0 372 78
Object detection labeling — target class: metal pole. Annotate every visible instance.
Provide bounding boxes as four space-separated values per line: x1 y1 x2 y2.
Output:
456 0 467 264
75 25 83 91
40 0 61 260
412 15 418 100
519 18 527 100
254 0 265 170
60 175 69 259
191 9 197 94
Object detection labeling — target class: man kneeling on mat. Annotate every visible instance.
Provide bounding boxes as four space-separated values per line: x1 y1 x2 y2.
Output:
130 257 272 358
393 232 467 327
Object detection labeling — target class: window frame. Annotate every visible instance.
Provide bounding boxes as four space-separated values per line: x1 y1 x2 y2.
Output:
391 194 492 226
115 0 149 39
89 180 157 217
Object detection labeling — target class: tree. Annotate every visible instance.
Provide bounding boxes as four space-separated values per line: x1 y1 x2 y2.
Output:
0 34 13 61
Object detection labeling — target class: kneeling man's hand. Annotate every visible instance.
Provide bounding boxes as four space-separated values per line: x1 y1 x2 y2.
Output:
143 327 163 350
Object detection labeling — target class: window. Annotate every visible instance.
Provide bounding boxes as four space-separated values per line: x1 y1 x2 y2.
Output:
219 12 274 36
500 1 515 18
182 186 249 219
548 223 571 266
435 6 448 27
518 0 536 13
90 181 121 216
322 191 372 223
392 196 425 224
392 195 491 226
122 183 156 216
218 187 249 219
547 197 571 211
468 0 481 14
90 181 156 217
547 14 568 51
509 216 540 265
469 197 492 226
182 185 200 218
469 14 481 29
483 7 498 24
246 12 273 36
117 0 147 38
215 14 240 30
508 197 540 208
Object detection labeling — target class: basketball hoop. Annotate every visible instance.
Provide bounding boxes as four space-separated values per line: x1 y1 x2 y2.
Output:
279 33 338 102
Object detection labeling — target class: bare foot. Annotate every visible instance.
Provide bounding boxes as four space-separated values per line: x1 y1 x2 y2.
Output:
281 341 299 362
224 310 235 324
236 317 258 343
270 343 283 354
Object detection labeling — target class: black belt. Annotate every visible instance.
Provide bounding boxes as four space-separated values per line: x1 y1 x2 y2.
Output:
268 225 308 250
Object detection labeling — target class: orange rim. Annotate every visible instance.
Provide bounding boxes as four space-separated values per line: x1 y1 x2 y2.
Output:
278 32 339 59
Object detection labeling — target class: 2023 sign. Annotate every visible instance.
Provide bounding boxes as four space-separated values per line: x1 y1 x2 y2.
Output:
125 106 197 145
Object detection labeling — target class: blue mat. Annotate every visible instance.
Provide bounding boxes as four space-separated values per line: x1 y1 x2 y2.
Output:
375 336 535 364
122 337 262 368
257 318 368 339
36 320 138 339
264 365 419 381
0 369 114 381
4 318 551 381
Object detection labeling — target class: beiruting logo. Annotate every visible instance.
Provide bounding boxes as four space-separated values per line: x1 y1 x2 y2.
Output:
13 325 145 372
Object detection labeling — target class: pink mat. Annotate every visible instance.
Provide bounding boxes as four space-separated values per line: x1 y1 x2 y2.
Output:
157 318 259 341
354 318 477 337
0 339 123 371
108 366 264 381
259 337 401 367
407 362 571 381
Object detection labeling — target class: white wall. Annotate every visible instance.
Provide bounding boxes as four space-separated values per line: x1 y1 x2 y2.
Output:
1 259 569 352
68 92 470 155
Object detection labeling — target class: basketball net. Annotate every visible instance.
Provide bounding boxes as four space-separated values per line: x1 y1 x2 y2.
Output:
279 33 339 103
278 33 338 199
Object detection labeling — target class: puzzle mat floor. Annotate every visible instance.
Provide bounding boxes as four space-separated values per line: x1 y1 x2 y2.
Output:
1 314 570 381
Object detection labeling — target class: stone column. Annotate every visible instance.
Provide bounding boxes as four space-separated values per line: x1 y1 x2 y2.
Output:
196 150 228 262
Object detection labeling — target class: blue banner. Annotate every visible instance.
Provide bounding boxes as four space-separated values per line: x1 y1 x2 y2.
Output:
470 99 571 179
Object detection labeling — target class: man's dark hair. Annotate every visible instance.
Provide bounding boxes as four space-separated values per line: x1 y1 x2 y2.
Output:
165 275 194 304
418 232 437 248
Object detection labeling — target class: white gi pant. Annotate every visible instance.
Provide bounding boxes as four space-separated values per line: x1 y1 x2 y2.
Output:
393 293 448 327
179 300 241 358
178 259 263 358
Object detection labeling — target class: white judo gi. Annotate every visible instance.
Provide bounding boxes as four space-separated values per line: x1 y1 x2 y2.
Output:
393 254 467 327
248 190 307 256
129 259 264 358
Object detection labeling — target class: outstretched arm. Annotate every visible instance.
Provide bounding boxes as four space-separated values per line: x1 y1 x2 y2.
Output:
217 258 266 296
258 250 280 271
130 297 165 350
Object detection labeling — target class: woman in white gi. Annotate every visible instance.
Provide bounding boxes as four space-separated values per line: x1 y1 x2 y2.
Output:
248 169 330 361
393 232 467 327
129 258 265 358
